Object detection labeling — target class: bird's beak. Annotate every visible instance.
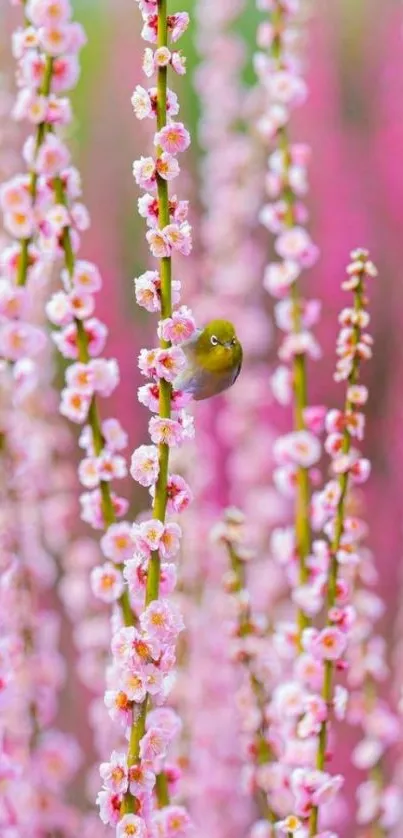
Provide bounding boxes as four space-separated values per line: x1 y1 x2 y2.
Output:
223 341 232 349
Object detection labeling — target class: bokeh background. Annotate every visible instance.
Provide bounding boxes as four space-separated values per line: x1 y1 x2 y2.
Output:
2 0 403 834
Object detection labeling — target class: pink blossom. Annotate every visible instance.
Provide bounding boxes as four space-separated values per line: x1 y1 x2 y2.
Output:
159 522 181 559
263 260 300 298
143 48 159 77
90 358 119 396
90 563 124 603
168 12 189 42
0 176 31 213
279 330 321 362
163 221 192 254
140 599 184 644
52 54 80 92
272 681 306 718
26 0 72 27
131 85 153 119
138 193 159 226
116 815 147 838
134 270 161 311
138 347 158 378
333 685 348 721
46 291 73 326
266 69 307 106
66 289 94 320
160 563 177 595
275 815 302 836
154 46 171 66
0 281 29 320
155 346 186 381
65 362 94 394
154 121 190 154
97 452 127 482
139 726 170 764
99 751 128 795
130 445 159 487
34 133 70 176
146 228 171 258
149 416 185 447
293 582 324 618
164 474 193 513
129 763 156 796
273 430 321 468
350 457 371 484
84 317 108 356
275 226 319 268
104 690 132 727
156 152 180 181
352 738 384 770
303 405 326 434
312 627 347 662
158 306 196 344
138 382 160 413
60 387 91 423
3 208 35 238
121 670 147 703
157 805 192 838
273 463 297 498
347 384 368 405
70 260 102 292
96 789 122 826
132 155 156 190
103 418 128 452
101 523 134 564
132 518 165 554
78 457 99 488
270 365 292 404
171 51 186 75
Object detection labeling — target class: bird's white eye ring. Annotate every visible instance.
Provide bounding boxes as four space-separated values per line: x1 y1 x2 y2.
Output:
231 337 237 345
211 335 219 346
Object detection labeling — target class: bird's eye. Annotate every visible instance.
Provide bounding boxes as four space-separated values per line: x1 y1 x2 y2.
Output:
210 335 218 346
231 337 237 345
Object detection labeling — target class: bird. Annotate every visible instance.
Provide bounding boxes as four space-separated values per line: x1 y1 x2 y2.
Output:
174 319 243 401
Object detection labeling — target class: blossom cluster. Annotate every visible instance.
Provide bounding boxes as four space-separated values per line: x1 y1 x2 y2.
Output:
174 2 284 835
347 546 402 830
0 357 82 835
1 0 137 827
0 22 85 831
95 1 194 835
214 508 281 827
255 0 322 642
264 251 376 837
6 0 133 598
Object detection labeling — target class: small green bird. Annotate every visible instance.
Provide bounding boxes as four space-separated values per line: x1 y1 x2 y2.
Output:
174 319 243 401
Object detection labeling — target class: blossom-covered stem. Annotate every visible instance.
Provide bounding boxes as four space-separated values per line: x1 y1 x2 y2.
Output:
101 0 192 828
16 55 54 287
52 173 132 623
220 514 276 825
364 681 387 838
309 263 369 835
147 0 172 606
272 11 311 634
123 0 173 812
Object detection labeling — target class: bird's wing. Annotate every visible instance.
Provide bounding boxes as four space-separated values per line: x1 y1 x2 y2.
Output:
232 344 243 384
180 329 202 361
173 330 203 395
232 361 242 384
